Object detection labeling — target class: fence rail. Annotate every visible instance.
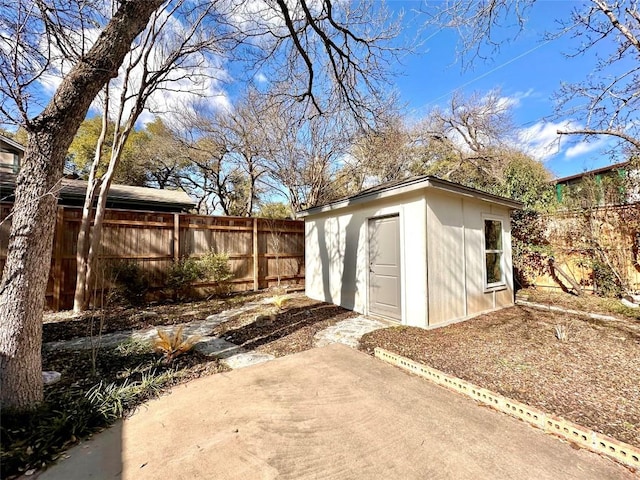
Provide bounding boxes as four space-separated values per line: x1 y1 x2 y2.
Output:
0 203 305 311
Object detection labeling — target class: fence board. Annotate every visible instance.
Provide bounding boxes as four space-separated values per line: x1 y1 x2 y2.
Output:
532 205 640 293
0 203 305 310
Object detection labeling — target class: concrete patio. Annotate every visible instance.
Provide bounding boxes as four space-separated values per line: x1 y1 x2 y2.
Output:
36 344 633 480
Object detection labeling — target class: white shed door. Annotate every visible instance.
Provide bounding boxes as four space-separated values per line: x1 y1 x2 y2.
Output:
368 215 401 321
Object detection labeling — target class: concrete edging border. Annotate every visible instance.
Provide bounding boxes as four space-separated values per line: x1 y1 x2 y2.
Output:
374 347 640 471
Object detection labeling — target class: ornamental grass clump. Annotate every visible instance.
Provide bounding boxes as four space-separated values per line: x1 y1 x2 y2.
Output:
153 326 200 363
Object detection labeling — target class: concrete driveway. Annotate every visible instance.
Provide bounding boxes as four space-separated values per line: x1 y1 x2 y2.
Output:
38 344 633 480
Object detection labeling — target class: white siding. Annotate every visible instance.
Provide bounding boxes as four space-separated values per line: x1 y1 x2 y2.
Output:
426 190 514 326
305 191 428 327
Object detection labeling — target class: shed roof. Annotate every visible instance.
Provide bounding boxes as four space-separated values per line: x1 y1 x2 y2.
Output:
297 176 522 218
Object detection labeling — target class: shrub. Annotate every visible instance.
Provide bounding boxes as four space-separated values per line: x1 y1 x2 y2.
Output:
200 251 233 295
591 259 624 298
165 257 207 301
110 261 150 306
165 252 233 301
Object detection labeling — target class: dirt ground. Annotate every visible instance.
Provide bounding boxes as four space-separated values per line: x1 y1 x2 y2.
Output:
42 289 640 450
360 304 640 448
209 295 358 356
42 291 271 343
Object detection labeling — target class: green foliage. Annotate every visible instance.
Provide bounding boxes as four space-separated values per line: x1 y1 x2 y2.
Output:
257 202 293 219
110 261 150 306
86 371 172 421
588 259 624 298
499 154 555 209
1 387 104 476
0 346 178 477
511 209 554 288
165 252 233 300
66 116 148 185
271 295 289 310
166 257 207 301
200 251 233 294
114 337 153 356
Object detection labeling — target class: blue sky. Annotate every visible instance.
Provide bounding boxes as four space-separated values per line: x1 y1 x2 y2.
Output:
13 1 623 181
386 1 621 179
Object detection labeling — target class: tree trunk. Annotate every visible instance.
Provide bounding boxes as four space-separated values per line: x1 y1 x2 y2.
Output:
74 96 109 313
0 0 164 411
73 178 100 312
85 158 120 301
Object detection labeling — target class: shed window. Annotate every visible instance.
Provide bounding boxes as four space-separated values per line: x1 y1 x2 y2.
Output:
484 219 503 287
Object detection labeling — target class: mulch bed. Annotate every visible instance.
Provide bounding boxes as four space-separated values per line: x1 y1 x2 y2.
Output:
359 305 640 448
210 295 358 357
42 291 269 343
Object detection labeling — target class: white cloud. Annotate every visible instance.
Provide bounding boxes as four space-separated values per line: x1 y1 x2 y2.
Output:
38 10 231 128
564 137 609 158
255 72 268 83
517 120 579 162
497 88 534 110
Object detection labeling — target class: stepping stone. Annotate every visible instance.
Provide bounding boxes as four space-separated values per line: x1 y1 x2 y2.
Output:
314 316 391 348
194 337 244 359
222 352 276 369
42 371 61 385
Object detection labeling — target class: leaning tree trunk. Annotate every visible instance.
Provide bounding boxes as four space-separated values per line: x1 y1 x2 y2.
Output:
0 0 164 411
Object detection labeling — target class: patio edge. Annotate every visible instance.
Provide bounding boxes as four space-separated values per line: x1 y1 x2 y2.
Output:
374 347 640 471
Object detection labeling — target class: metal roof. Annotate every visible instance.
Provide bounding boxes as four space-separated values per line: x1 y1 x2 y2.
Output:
297 175 522 217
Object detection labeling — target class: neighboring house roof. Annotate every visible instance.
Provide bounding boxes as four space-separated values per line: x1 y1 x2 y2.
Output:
0 173 195 212
552 161 630 185
0 134 26 154
297 175 522 217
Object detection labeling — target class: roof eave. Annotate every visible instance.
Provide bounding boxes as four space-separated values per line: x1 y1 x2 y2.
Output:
0 135 25 153
297 176 522 218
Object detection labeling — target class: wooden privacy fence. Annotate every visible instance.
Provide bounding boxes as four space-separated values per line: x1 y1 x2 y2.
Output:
532 205 640 293
0 203 305 311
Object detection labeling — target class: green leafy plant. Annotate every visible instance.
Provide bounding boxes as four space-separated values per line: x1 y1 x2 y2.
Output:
200 251 233 295
153 326 200 363
110 260 150 306
590 258 624 298
165 257 207 301
86 371 173 422
115 337 153 356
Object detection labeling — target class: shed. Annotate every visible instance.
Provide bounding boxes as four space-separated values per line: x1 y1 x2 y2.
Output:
298 176 522 328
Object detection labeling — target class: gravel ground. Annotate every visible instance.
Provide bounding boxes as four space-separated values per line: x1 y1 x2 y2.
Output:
360 304 640 448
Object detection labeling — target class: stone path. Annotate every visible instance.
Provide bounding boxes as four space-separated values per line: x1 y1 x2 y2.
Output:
44 300 276 370
45 300 392 371
313 316 393 348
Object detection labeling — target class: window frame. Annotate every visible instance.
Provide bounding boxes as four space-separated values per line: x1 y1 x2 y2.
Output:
482 215 506 291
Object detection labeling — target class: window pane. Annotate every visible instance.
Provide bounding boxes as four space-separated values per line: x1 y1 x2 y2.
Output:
484 220 502 250
486 253 502 284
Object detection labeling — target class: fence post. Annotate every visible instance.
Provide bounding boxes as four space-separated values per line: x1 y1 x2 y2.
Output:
52 206 64 311
173 213 180 261
253 217 259 291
